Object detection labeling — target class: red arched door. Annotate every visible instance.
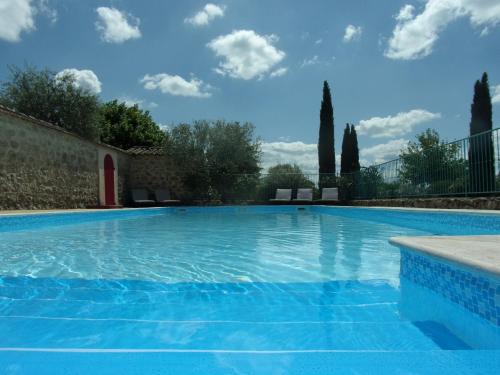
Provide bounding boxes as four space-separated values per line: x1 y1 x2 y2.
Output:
104 154 116 206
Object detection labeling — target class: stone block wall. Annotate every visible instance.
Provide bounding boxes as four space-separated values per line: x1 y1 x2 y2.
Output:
349 197 500 210
128 155 184 200
0 109 130 210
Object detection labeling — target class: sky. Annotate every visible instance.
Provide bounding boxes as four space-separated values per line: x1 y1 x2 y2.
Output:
1 0 500 172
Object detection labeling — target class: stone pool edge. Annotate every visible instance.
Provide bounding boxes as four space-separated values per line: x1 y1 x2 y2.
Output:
389 235 500 277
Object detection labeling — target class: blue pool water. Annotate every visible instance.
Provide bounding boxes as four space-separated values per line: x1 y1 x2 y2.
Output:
0 206 499 374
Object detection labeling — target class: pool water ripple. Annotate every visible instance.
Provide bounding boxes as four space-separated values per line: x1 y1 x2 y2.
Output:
0 207 499 373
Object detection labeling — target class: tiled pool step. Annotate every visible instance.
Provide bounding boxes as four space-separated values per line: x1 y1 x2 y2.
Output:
0 278 471 352
0 299 401 322
3 350 498 375
0 277 395 293
0 285 399 305
0 317 455 351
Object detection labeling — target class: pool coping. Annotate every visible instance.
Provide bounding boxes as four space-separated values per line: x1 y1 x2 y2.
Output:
389 235 500 277
1 205 499 217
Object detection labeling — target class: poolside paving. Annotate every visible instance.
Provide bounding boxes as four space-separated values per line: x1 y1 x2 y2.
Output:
390 235 500 276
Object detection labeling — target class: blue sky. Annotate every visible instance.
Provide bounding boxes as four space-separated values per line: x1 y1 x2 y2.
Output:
1 0 500 171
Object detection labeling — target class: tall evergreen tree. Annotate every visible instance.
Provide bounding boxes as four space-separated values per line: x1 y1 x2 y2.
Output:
350 124 360 173
340 124 351 174
468 72 495 192
340 124 360 175
318 81 335 186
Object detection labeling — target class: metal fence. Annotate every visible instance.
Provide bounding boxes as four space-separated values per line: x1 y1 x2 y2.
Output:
352 128 500 199
180 173 339 203
175 128 499 203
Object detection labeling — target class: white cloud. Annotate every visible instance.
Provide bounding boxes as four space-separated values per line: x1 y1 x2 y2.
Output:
207 30 286 80
55 68 102 94
315 38 323 45
300 55 320 68
158 123 171 131
270 67 288 78
357 109 441 138
492 84 500 105
261 141 343 172
343 25 362 43
184 3 225 26
396 4 415 22
261 141 318 172
140 73 212 98
38 0 57 24
386 0 500 60
0 0 35 42
360 139 408 165
95 7 141 43
118 96 158 109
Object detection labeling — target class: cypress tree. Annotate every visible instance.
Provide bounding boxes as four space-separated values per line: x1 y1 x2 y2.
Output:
340 124 351 175
469 72 494 192
350 124 360 173
318 81 335 186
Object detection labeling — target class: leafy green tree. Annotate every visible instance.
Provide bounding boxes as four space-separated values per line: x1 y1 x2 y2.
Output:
164 120 261 202
0 65 100 140
318 81 335 187
259 164 314 200
469 72 495 192
100 100 166 149
205 120 261 201
355 166 383 199
399 129 466 195
164 122 211 201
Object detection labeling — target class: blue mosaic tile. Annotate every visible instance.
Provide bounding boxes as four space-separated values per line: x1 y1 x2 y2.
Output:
400 249 500 326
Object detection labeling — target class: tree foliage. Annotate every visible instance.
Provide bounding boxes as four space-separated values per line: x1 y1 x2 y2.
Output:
259 164 314 200
340 123 360 175
355 166 383 199
0 65 101 140
318 81 335 186
350 124 360 173
100 100 166 149
340 124 351 175
469 72 495 192
399 129 466 195
164 120 261 202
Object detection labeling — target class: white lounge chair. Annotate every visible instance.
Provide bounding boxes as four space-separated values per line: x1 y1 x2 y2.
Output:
155 189 180 204
293 188 313 202
131 189 155 206
270 188 292 202
320 187 339 201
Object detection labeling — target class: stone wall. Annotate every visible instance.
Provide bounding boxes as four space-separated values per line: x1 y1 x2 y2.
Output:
0 108 130 210
128 155 183 200
349 197 500 210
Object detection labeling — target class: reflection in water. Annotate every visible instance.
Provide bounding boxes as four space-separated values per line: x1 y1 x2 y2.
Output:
0 210 422 283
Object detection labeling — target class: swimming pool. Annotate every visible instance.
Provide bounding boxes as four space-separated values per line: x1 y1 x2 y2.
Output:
0 206 499 374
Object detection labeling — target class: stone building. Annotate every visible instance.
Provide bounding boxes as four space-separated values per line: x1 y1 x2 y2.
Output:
0 105 181 210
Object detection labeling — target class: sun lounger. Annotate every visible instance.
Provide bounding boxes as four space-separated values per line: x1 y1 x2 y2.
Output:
320 187 339 201
293 188 313 202
269 188 292 202
131 189 155 206
155 189 180 204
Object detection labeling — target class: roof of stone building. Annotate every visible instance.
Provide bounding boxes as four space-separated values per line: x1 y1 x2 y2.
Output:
127 146 165 155
0 105 165 156
0 104 127 154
